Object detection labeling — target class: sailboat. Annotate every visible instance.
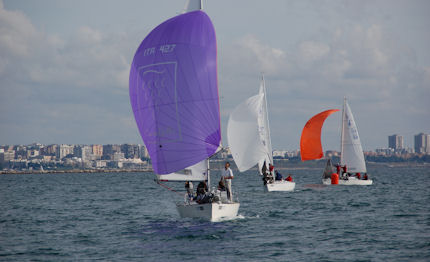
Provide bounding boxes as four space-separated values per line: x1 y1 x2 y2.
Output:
227 76 295 192
300 98 373 185
129 0 240 221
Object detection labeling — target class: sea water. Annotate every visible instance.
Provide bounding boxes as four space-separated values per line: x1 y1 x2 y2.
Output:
0 165 429 261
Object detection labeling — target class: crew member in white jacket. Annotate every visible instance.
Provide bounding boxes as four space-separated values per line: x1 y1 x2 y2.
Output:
222 162 234 202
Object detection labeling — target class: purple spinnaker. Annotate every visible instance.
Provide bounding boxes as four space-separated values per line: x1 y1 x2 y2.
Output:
129 11 221 174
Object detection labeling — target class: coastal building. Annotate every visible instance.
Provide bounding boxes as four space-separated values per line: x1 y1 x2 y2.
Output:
121 144 140 159
273 150 287 158
388 134 404 150
113 152 125 161
44 144 58 156
414 133 429 154
139 144 149 159
57 144 74 160
27 149 40 159
92 145 103 158
375 148 394 155
0 150 15 163
103 144 121 159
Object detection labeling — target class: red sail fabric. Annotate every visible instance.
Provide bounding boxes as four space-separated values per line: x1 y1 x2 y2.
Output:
300 109 339 161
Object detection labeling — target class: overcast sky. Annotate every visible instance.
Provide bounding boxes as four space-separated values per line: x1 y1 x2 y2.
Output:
1 0 429 151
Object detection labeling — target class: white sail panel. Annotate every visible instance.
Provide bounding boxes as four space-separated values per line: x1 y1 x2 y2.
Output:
156 159 208 182
184 0 202 12
340 99 366 173
227 94 268 172
257 76 273 174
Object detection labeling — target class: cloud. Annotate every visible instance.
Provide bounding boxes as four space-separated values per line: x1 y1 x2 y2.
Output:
0 2 138 144
226 34 287 75
0 0 428 150
218 22 430 150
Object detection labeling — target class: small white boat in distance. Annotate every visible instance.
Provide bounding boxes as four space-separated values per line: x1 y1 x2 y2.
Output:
321 159 373 186
227 75 295 192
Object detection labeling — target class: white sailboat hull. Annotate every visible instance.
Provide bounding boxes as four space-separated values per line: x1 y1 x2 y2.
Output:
176 202 240 222
265 181 296 191
322 177 373 185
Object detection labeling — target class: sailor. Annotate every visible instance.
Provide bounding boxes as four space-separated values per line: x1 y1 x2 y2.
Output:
356 173 361 179
269 163 274 175
222 162 234 202
275 170 283 181
218 178 226 191
363 173 368 180
286 174 293 182
336 164 341 174
342 165 347 175
185 181 194 199
262 161 268 175
197 181 207 195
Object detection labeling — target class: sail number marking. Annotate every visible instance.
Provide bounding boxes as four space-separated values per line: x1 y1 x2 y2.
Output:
144 44 176 56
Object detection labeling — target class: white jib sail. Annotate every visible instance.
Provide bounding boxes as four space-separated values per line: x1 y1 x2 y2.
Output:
227 94 268 172
257 75 274 174
340 98 367 173
156 159 208 182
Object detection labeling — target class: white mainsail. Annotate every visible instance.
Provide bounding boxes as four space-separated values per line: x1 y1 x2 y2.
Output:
257 76 273 174
340 98 367 173
156 159 208 182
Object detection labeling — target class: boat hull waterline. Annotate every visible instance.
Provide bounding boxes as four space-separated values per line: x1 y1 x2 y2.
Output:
176 202 240 222
265 181 296 192
322 177 373 185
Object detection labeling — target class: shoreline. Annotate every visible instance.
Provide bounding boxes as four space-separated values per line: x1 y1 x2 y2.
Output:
1 161 428 175
0 168 153 175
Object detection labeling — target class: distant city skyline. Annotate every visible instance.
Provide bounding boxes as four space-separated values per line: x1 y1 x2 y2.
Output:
1 0 429 150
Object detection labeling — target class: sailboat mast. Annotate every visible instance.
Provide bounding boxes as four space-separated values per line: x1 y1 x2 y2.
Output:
262 75 273 164
340 97 346 165
206 158 210 188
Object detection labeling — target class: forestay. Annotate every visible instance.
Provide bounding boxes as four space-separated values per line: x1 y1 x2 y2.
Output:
129 10 221 174
341 99 366 173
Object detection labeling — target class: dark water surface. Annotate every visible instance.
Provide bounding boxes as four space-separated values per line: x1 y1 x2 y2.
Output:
1 165 429 261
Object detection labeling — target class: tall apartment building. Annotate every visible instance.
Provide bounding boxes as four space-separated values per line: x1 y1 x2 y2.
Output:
92 144 103 158
388 134 404 150
103 144 121 159
414 133 430 154
57 144 74 160
121 144 140 159
0 150 15 163
44 144 58 156
74 145 93 161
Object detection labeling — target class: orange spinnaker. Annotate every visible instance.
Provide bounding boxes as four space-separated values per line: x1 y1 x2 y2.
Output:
300 109 339 161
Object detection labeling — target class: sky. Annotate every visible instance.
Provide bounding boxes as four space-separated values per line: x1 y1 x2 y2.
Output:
0 0 429 151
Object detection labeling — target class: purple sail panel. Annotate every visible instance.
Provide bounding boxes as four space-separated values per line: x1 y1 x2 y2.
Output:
129 11 221 174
